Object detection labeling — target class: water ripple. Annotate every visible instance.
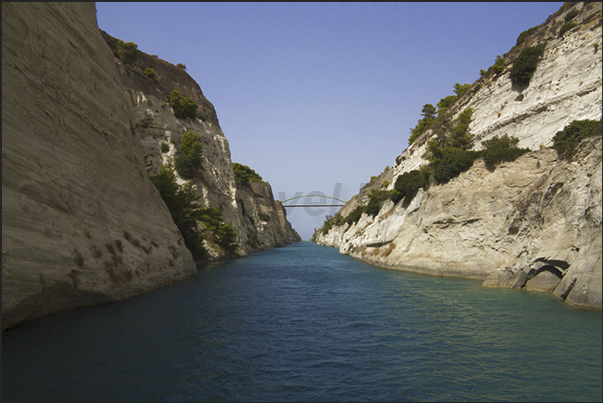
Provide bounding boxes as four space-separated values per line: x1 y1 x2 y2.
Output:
2 242 601 402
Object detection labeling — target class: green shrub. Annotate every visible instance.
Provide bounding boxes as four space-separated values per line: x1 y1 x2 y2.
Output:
258 213 271 222
160 142 169 153
516 26 539 46
552 119 602 160
436 95 458 116
409 104 437 145
365 190 390 216
198 208 239 255
449 108 474 150
481 55 505 77
481 134 530 170
116 40 138 64
453 83 471 98
176 63 187 69
233 163 263 187
174 130 202 179
144 67 157 79
345 206 365 226
392 169 425 202
564 9 580 22
431 147 479 184
558 21 578 38
510 44 545 86
150 164 207 260
169 90 199 120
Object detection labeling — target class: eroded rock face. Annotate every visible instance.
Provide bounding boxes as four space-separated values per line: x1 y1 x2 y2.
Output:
100 31 301 257
315 138 602 309
392 3 602 186
314 3 602 309
2 3 197 330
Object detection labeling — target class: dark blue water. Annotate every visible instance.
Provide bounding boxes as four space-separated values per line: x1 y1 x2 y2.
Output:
2 242 602 402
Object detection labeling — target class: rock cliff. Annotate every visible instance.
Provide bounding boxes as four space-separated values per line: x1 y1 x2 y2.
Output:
2 2 299 331
313 2 602 310
100 31 300 257
2 3 197 330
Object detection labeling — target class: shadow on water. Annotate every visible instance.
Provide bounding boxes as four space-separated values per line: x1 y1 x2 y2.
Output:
3 242 602 402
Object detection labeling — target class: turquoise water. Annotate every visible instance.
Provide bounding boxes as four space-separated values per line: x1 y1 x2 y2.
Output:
2 241 601 402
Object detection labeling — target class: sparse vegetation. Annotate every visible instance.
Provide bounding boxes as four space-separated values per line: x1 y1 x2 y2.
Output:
552 119 602 160
481 55 506 77
516 26 539 46
160 142 170 153
116 40 138 64
169 90 199 120
176 63 187 69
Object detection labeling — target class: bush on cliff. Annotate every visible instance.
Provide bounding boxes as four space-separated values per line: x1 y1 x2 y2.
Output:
558 21 578 38
197 208 239 255
481 134 530 170
510 44 546 86
552 119 602 160
365 189 390 217
391 169 425 203
233 163 263 187
150 164 207 260
431 147 480 184
117 40 138 65
169 90 199 120
174 130 202 179
449 108 475 150
516 26 539 46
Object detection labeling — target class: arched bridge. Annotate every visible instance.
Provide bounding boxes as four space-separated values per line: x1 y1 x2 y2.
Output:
279 195 346 208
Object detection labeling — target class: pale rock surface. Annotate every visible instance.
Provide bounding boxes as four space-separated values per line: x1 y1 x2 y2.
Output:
316 4 602 309
316 138 602 309
2 3 197 330
391 3 602 189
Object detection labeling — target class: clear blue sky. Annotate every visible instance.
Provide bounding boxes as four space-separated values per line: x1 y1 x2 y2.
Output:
96 2 564 240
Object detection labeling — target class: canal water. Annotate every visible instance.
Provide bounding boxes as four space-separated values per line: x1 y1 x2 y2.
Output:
2 242 601 402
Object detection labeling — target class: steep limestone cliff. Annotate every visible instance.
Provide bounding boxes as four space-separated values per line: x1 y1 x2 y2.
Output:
2 3 197 330
314 2 602 310
2 2 299 331
100 31 301 257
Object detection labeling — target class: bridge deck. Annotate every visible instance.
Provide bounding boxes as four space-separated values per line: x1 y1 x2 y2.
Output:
282 204 344 208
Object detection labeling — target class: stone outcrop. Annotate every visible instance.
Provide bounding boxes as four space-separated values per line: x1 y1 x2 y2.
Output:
2 3 197 330
314 2 602 310
100 31 301 257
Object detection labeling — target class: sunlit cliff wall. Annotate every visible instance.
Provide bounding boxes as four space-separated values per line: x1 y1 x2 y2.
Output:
314 2 602 310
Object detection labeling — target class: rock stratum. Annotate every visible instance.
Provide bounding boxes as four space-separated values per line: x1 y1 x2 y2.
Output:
313 2 602 310
2 2 299 331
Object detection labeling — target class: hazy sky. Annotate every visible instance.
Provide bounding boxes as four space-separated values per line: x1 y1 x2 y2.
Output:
96 2 564 240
